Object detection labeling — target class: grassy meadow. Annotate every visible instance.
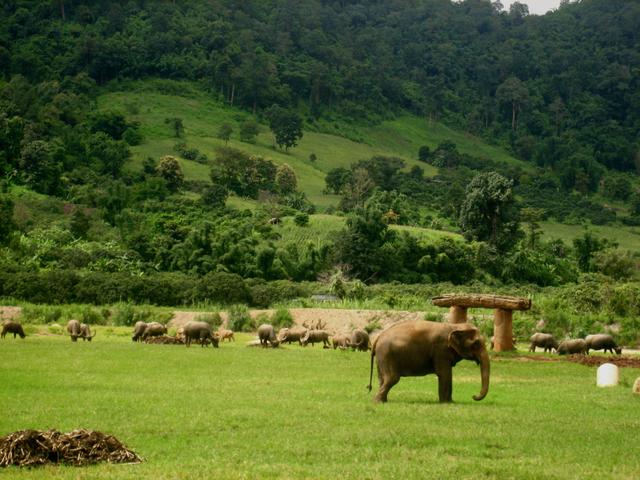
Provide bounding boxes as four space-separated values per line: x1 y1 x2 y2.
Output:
1 329 639 479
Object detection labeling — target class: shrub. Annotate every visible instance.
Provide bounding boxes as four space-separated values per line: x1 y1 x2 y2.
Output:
80 306 107 325
270 308 293 329
294 212 309 226
195 312 223 328
227 305 254 332
112 304 154 327
195 272 250 305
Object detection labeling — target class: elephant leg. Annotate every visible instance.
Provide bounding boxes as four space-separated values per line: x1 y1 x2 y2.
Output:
375 374 399 403
437 369 453 403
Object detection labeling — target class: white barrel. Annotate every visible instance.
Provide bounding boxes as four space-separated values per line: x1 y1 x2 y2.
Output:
596 363 619 387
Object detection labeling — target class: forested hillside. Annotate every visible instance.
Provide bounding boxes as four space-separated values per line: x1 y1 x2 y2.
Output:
0 0 639 311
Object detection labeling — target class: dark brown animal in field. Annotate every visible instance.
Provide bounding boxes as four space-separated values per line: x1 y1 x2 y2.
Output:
141 322 167 340
1 321 26 339
131 321 147 342
218 328 235 342
300 329 330 348
557 339 588 355
184 321 219 348
331 333 350 349
585 334 622 355
368 320 490 403
80 323 96 342
67 320 82 342
350 329 370 351
257 324 280 348
529 333 559 353
277 326 308 345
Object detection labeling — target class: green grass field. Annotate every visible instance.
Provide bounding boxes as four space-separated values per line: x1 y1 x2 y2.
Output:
1 329 639 479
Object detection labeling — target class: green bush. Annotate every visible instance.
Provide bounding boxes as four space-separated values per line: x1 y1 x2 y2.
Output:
227 305 254 332
81 306 107 325
270 308 293 329
112 304 155 327
195 312 223 328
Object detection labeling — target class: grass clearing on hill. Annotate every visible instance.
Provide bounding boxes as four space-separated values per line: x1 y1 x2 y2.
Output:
1 330 639 479
97 82 524 210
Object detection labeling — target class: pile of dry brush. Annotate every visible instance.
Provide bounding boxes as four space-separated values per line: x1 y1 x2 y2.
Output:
0 429 142 468
144 335 183 345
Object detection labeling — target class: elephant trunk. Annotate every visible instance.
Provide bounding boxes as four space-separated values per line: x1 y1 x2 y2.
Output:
473 349 490 401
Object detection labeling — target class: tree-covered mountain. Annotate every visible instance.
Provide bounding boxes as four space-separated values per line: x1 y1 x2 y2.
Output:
0 0 639 303
2 0 639 176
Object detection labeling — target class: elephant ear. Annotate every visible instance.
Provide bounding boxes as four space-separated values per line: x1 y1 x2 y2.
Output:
448 329 481 356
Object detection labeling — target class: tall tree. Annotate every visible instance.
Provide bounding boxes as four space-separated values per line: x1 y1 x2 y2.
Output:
496 77 529 131
459 172 522 251
267 106 303 151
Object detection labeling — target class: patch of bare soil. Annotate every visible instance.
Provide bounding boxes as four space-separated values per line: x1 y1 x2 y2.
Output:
0 429 142 468
0 307 21 321
168 308 429 333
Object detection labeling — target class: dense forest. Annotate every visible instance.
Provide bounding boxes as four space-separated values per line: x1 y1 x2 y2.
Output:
0 0 639 311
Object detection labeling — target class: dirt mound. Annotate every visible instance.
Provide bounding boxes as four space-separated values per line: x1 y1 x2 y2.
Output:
168 308 429 332
0 429 142 468
563 354 640 368
0 307 21 321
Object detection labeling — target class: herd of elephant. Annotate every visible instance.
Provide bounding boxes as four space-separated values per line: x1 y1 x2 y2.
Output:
1 317 627 405
529 332 623 355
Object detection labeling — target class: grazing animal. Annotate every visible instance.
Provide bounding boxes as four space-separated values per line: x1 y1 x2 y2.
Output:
184 321 219 348
67 320 82 342
331 333 350 349
1 321 26 339
277 326 308 345
141 322 167 340
300 329 331 348
80 323 96 342
132 321 147 342
585 334 622 355
350 329 370 351
218 328 235 342
557 339 588 355
529 333 559 353
257 324 280 348
368 320 490 403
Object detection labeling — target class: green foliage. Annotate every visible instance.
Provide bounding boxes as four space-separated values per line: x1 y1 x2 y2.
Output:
226 304 254 332
217 123 233 144
201 183 228 209
164 117 184 138
275 163 297 195
156 155 184 192
112 304 153 327
239 120 260 143
211 147 277 199
459 172 522 252
195 312 223 328
294 212 309 227
267 106 303 151
270 308 293 329
0 194 15 245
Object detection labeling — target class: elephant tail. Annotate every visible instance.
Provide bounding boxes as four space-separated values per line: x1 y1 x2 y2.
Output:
366 348 375 392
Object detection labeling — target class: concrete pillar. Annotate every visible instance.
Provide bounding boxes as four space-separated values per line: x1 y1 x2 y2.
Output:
449 305 468 324
493 308 513 352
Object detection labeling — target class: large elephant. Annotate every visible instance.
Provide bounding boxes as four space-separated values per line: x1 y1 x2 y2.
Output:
67 320 82 342
257 324 279 348
350 329 370 351
141 322 167 340
557 339 587 355
80 323 96 342
184 321 219 348
585 334 622 354
131 321 147 342
367 320 490 403
277 326 308 345
529 333 559 353
1 321 26 339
